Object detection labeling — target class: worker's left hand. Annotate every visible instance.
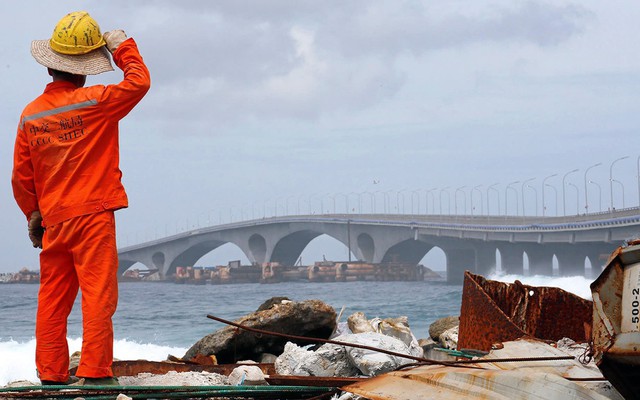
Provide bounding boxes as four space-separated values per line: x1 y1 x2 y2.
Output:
28 211 44 249
103 30 127 53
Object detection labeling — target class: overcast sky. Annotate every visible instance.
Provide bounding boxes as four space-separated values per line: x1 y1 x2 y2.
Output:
1 1 639 272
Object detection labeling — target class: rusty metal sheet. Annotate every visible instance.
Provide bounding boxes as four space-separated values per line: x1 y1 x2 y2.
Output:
70 360 276 377
265 375 366 387
458 271 592 352
590 240 640 400
343 364 608 400
71 360 359 389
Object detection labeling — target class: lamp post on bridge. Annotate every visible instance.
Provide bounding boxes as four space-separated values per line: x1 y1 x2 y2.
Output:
425 188 437 214
439 187 450 215
505 181 520 216
589 180 602 212
286 195 296 215
612 179 626 209
455 186 466 215
308 193 319 215
545 184 558 216
472 184 483 216
568 183 579 215
487 183 500 215
521 178 535 216
411 190 421 214
337 193 349 213
526 184 538 216
584 162 601 215
610 156 629 211
542 173 557 217
361 191 375 213
320 193 331 214
562 169 579 216
373 191 384 214
396 189 409 214
349 192 362 213
384 190 395 214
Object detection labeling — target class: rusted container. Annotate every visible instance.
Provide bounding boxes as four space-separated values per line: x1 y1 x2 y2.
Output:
458 271 592 352
591 239 640 399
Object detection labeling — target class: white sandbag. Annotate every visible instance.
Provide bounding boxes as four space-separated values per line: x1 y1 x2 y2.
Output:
369 316 424 358
347 312 375 334
275 341 359 377
228 365 267 386
338 332 415 376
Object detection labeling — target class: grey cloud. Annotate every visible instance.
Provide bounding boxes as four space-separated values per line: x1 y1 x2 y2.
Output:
315 2 591 57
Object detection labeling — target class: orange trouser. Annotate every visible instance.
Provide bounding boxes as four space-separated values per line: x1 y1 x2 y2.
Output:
36 211 118 381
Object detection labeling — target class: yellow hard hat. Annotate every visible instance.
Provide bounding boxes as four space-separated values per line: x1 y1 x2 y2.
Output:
49 11 106 55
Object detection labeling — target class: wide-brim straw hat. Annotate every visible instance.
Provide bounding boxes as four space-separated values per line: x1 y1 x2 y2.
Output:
31 39 113 75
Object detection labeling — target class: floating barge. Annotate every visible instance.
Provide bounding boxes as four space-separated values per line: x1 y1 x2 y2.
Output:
173 261 437 284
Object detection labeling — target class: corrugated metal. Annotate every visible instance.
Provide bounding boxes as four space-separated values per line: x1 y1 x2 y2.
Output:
344 365 610 400
458 271 592 352
343 339 616 400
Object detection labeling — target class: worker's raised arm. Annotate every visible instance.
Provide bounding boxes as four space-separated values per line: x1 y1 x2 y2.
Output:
99 31 151 121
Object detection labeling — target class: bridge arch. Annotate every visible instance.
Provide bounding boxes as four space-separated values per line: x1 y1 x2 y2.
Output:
117 258 143 275
270 230 325 265
168 239 230 277
420 246 447 271
381 239 433 264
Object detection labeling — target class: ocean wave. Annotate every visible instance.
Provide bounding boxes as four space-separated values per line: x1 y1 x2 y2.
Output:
0 337 187 386
488 272 593 300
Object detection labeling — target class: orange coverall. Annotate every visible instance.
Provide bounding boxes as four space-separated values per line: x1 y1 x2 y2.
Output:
11 38 150 381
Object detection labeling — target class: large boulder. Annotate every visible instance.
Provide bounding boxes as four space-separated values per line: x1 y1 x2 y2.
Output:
428 316 459 341
183 299 336 363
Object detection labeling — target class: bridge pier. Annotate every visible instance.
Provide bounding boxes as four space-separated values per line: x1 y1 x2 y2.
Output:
556 246 586 276
446 248 476 284
498 245 523 275
523 245 554 276
474 245 496 277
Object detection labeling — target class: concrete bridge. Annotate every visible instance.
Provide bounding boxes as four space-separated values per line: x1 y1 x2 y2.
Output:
117 208 640 283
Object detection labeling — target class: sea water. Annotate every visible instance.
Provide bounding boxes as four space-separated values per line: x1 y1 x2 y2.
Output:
0 273 594 385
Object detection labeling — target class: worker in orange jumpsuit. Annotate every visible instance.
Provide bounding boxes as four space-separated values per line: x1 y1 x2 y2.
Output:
11 11 150 385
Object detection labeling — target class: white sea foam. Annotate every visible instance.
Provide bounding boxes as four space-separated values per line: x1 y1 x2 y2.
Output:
488 272 594 300
0 337 187 386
